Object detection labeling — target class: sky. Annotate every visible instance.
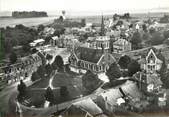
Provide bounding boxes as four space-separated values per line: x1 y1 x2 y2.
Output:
0 0 169 15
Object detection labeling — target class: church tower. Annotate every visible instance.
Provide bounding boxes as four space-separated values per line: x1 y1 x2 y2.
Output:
100 15 105 36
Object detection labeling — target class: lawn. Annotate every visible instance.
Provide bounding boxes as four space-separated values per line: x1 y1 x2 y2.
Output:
52 72 84 99
28 77 51 89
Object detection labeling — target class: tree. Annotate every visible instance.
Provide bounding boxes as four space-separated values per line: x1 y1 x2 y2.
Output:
45 64 53 75
149 27 156 34
45 36 52 44
17 80 27 100
60 86 69 97
37 24 45 32
160 15 169 23
116 20 123 26
160 70 169 89
150 32 165 45
53 27 65 37
22 43 31 53
37 65 46 78
46 54 53 61
52 55 64 71
127 60 141 77
163 39 169 45
79 33 88 42
123 13 130 19
131 31 142 50
44 87 55 104
118 55 131 69
106 63 122 83
31 48 38 54
65 64 70 73
142 32 150 41
82 70 102 93
31 71 41 81
163 30 169 39
81 19 86 27
9 52 17 64
142 24 147 32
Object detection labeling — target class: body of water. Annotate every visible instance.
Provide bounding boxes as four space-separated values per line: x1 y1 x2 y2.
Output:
0 16 57 28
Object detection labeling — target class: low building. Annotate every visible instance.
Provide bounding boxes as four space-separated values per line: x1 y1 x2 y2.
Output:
30 39 45 47
113 39 131 53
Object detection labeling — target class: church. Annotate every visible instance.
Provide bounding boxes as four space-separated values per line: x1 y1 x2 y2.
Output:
68 16 116 74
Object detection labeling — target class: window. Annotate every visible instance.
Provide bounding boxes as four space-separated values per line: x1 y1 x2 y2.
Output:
100 66 102 71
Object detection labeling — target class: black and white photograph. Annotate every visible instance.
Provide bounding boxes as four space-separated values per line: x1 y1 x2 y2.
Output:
0 0 169 117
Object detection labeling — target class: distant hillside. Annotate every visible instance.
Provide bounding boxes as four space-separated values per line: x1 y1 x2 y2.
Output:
12 11 48 18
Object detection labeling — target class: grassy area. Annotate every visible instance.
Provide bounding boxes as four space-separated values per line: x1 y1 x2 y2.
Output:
23 72 84 108
28 77 51 89
52 72 84 99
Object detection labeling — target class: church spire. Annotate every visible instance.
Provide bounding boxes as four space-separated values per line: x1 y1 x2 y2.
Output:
100 15 105 36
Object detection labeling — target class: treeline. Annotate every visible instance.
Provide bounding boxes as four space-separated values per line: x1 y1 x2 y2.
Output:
160 15 169 23
12 11 48 18
1 24 39 55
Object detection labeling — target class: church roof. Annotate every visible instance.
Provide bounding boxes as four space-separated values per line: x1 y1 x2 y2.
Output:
74 47 104 63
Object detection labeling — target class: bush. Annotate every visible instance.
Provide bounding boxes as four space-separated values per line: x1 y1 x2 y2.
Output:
52 55 64 71
82 70 102 93
44 87 54 104
31 72 40 81
106 63 122 83
17 80 27 100
127 60 141 77
9 52 17 64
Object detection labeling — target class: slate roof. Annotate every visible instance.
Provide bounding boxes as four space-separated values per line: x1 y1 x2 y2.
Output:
100 88 122 107
120 80 142 99
72 98 105 117
74 47 104 63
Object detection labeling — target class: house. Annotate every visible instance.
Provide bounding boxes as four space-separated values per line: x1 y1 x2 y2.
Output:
84 36 110 51
69 46 116 74
50 36 59 46
96 80 147 114
42 27 55 36
113 39 131 53
61 98 107 117
58 34 79 49
139 48 163 73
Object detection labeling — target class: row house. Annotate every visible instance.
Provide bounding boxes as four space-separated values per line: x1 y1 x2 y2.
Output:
0 52 43 82
113 39 131 53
